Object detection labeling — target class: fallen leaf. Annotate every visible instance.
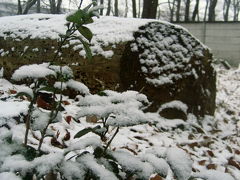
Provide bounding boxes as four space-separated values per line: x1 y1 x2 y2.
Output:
63 130 70 141
207 164 217 170
150 174 164 180
65 116 72 124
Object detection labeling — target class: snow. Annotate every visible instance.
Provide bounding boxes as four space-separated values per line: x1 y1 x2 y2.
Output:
0 172 21 180
132 21 207 87
0 14 166 58
158 100 188 114
166 147 192 180
193 170 235 180
0 101 29 119
66 79 90 95
0 13 239 179
77 154 118 180
11 63 56 81
111 150 154 179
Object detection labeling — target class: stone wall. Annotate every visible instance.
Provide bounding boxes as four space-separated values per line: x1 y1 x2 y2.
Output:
177 22 240 67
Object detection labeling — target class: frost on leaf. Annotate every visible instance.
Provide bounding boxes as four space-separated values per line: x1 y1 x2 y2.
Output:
166 147 192 180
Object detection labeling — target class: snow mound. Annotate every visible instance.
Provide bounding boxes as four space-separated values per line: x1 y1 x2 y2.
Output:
11 63 56 81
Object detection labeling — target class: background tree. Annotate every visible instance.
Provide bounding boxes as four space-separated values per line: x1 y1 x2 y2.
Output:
208 0 218 21
106 0 111 15
192 0 200 21
49 0 62 14
142 0 159 19
100 0 104 15
114 0 118 16
184 0 191 22
176 0 181 22
17 0 38 14
223 0 231 21
167 0 176 22
36 0 41 13
232 0 240 21
132 0 137 18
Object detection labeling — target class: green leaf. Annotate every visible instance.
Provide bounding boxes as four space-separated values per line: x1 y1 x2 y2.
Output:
97 91 107 96
79 38 93 60
74 127 93 138
66 9 93 25
66 9 85 24
16 92 33 100
74 125 101 138
78 26 93 42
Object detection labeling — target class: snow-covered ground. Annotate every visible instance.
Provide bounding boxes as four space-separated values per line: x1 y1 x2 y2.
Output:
0 14 239 179
0 64 239 179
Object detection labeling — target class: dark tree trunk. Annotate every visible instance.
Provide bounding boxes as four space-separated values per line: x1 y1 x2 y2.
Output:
176 0 181 22
23 0 38 14
100 0 104 15
56 0 62 14
184 0 191 22
37 0 41 13
138 0 141 17
132 0 137 18
223 0 231 21
142 0 158 19
114 0 118 16
49 0 56 14
192 0 200 21
208 0 218 22
168 0 176 22
204 0 209 22
17 0 22 14
232 0 240 21
106 0 111 15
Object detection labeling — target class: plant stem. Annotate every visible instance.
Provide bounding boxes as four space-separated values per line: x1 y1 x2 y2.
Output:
24 81 38 146
38 70 64 152
103 127 119 154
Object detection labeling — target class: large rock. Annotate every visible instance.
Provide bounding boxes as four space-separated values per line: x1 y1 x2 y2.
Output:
0 15 216 118
120 22 216 118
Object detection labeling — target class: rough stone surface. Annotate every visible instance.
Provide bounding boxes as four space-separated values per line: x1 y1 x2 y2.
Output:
120 22 216 118
0 22 216 119
0 37 124 94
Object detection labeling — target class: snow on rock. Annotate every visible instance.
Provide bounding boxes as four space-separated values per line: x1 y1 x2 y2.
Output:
166 147 192 180
158 100 188 114
11 63 56 81
193 170 235 180
121 21 216 118
0 14 159 58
